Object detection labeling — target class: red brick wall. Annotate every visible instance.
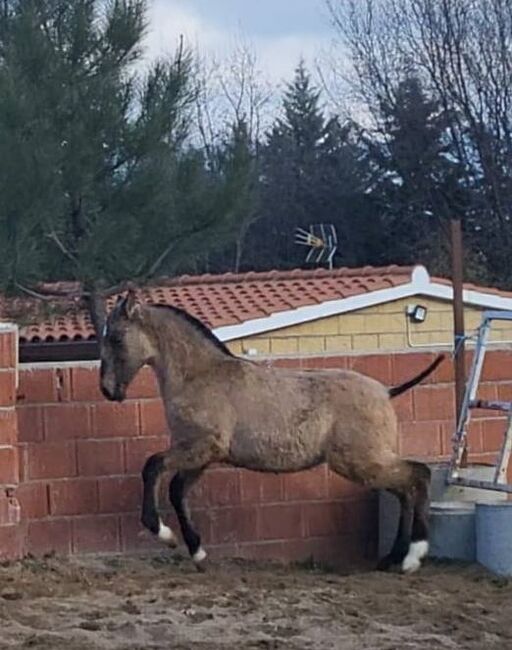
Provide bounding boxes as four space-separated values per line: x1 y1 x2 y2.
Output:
8 349 512 565
0 326 22 560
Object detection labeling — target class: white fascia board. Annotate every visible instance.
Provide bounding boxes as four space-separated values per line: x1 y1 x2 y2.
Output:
213 281 419 341
213 262 512 343
424 282 512 311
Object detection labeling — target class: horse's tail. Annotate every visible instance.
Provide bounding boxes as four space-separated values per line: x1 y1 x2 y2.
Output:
388 354 445 399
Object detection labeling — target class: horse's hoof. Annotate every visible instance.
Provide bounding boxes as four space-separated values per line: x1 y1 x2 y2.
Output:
157 521 178 548
192 547 208 572
401 541 429 574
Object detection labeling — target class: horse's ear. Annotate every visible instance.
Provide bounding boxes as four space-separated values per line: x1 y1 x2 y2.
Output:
121 288 142 321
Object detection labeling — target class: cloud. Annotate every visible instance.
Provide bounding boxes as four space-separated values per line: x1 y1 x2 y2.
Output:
144 0 331 85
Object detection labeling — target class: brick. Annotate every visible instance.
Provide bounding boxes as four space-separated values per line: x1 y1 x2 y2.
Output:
27 442 76 480
0 408 18 445
0 331 16 369
297 337 326 355
125 436 169 474
70 366 103 401
258 504 304 540
127 367 158 399
98 476 140 513
0 492 20 526
26 519 72 555
303 501 346 537
77 440 124 477
325 335 352 353
441 420 482 456
270 337 299 355
235 540 287 562
497 382 512 402
322 356 349 369
283 466 328 501
413 385 455 421
352 334 379 350
0 370 15 406
271 358 303 369
205 468 241 506
0 525 23 561
392 391 414 422
481 350 512 381
189 507 212 544
139 400 167 437
16 406 43 443
17 368 71 404
17 445 28 483
17 482 49 520
471 383 499 419
49 479 98 516
327 471 368 500
0 447 18 485
119 513 160 551
73 515 120 553
44 403 92 440
349 354 392 384
399 421 442 458
391 352 438 385
92 401 139 438
481 418 508 453
210 505 258 544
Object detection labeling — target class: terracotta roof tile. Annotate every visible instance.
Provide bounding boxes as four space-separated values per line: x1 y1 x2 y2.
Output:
3 264 500 344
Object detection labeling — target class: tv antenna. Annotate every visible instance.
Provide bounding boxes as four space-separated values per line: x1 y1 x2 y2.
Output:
295 224 338 270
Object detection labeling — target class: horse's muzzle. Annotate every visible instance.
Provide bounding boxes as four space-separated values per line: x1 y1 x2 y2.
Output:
100 383 126 402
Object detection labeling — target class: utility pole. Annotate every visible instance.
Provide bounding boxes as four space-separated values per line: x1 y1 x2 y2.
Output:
451 219 467 467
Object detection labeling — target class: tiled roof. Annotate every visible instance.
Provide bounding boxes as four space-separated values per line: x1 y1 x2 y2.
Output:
5 265 415 344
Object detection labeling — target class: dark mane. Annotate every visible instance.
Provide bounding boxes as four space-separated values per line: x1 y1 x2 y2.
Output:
151 304 235 358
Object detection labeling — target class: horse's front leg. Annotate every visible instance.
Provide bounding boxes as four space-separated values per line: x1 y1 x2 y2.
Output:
141 436 221 569
169 469 206 569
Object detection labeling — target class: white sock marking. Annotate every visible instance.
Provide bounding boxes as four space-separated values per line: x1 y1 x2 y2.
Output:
402 540 429 574
158 520 177 546
193 547 207 564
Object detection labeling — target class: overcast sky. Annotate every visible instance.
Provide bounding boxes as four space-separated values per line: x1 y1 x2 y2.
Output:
145 0 334 83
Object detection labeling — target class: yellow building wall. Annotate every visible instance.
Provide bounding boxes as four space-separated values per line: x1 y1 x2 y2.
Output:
225 296 512 356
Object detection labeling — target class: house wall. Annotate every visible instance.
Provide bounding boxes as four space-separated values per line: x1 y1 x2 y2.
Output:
227 297 512 356
3 348 510 565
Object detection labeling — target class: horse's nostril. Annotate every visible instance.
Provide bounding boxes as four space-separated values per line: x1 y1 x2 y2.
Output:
101 384 114 401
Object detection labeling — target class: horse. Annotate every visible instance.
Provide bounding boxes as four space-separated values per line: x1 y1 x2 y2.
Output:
99 290 444 574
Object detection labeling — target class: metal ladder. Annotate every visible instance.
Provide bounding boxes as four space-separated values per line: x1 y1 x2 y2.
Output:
448 310 512 493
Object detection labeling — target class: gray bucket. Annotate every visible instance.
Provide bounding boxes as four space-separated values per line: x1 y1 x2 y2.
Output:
476 502 512 577
429 501 476 562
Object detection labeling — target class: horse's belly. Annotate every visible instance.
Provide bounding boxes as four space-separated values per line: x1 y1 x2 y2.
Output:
229 427 326 472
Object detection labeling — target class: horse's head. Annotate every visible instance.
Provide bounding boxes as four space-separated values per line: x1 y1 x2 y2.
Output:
100 289 154 402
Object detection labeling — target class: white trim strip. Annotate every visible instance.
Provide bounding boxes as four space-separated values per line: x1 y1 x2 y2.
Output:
213 265 512 342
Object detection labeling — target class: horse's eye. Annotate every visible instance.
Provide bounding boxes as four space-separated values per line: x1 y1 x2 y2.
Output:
109 334 123 347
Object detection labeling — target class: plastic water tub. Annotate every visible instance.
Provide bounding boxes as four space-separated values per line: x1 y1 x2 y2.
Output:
429 501 476 562
476 502 512 576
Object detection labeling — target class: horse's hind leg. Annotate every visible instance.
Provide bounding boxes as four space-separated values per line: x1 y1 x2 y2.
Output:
378 460 431 574
403 460 431 574
377 488 414 571
169 469 206 568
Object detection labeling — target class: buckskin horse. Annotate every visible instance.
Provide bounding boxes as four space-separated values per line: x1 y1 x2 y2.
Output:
100 290 444 574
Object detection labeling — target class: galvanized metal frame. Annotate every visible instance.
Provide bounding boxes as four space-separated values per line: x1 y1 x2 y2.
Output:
448 310 512 493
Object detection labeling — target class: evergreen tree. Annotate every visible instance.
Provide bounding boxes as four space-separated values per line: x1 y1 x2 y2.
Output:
0 0 244 298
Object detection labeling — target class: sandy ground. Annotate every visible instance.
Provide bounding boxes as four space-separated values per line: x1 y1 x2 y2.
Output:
0 552 511 650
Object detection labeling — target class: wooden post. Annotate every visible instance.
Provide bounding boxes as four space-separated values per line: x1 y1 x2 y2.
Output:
451 219 467 466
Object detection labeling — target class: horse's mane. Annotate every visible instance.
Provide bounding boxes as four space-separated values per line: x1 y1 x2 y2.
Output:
151 304 235 358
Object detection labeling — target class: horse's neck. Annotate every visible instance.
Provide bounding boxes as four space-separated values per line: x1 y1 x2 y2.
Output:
148 310 226 393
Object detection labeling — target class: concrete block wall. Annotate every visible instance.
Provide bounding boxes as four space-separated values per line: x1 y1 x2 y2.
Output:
228 297 512 356
2 347 511 564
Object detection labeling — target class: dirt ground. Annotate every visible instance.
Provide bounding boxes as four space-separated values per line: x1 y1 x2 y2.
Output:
0 553 511 650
